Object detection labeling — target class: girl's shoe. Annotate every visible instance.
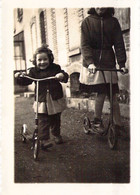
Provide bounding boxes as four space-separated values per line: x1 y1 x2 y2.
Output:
54 136 63 144
41 140 53 150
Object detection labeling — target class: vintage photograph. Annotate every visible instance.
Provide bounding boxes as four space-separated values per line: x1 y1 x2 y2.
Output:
13 7 130 184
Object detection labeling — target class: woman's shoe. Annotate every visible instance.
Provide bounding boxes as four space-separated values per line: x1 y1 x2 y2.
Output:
54 136 63 144
93 118 106 135
41 140 53 150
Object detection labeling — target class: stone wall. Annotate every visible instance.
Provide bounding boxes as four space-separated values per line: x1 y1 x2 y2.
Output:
14 8 130 96
66 98 130 118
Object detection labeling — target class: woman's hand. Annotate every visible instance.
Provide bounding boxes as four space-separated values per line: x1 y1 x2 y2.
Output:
88 64 96 74
55 73 64 81
120 67 128 75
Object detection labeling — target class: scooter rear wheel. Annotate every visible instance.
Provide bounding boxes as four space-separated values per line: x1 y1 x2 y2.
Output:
108 124 118 149
21 135 26 143
33 138 40 160
83 117 91 134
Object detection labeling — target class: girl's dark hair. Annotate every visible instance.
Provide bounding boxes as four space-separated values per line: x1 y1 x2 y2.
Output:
88 8 115 16
32 44 54 65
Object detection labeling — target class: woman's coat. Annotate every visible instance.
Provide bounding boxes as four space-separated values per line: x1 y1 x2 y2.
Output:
80 10 127 85
81 12 126 69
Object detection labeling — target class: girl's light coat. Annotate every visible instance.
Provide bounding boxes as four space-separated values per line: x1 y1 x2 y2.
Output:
33 92 66 115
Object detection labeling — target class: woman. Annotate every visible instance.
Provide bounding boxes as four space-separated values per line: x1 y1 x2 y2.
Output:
80 8 127 134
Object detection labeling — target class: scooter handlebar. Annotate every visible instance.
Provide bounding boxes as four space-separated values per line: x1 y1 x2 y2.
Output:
95 68 128 74
19 74 56 81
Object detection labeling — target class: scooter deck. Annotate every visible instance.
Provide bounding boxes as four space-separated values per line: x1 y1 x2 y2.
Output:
87 121 108 136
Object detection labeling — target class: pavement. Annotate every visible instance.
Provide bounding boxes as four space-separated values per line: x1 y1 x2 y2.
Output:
14 96 130 183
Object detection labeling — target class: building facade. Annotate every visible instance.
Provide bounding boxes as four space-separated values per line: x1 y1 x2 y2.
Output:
13 8 130 98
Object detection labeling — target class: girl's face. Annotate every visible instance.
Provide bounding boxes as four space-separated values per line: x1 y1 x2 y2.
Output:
36 52 50 70
95 8 108 16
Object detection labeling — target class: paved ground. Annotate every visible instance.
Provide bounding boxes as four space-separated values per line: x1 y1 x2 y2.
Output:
14 96 130 183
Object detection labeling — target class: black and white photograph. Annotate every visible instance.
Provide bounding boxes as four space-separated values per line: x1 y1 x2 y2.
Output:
1 0 140 195
14 7 130 183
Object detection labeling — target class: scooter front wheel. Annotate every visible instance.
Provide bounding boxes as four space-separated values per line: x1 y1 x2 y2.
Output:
83 117 91 134
33 138 40 160
108 124 118 150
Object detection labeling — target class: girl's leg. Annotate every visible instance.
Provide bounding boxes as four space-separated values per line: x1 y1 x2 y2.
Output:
50 113 61 137
38 113 50 140
38 113 53 149
50 113 63 144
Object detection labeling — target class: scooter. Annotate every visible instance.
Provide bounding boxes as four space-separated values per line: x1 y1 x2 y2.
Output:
83 68 128 150
20 74 56 160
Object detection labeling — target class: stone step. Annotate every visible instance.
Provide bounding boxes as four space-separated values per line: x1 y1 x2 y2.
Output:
23 92 34 98
66 98 129 118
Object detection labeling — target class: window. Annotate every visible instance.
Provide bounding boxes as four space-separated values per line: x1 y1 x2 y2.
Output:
115 8 130 31
40 11 46 44
14 31 26 71
31 19 37 53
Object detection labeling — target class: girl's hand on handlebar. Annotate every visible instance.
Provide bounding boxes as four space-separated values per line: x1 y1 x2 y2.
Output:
55 73 64 81
14 72 21 78
14 72 25 78
88 64 96 74
120 67 128 75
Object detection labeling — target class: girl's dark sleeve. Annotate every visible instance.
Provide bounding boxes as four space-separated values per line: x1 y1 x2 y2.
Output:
16 68 34 86
60 70 69 83
56 65 69 83
81 20 95 67
113 18 127 68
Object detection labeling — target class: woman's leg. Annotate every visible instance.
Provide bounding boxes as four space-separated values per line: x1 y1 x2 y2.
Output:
112 94 122 126
94 93 106 120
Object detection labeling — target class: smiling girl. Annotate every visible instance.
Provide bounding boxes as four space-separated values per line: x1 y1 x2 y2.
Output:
15 44 69 149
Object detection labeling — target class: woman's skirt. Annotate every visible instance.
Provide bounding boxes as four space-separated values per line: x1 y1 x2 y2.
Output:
79 83 119 96
79 66 119 95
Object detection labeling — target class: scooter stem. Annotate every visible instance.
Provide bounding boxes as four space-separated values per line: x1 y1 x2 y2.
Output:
35 81 39 124
110 71 113 124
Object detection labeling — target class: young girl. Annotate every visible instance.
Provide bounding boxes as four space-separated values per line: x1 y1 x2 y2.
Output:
80 8 128 134
15 45 69 149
